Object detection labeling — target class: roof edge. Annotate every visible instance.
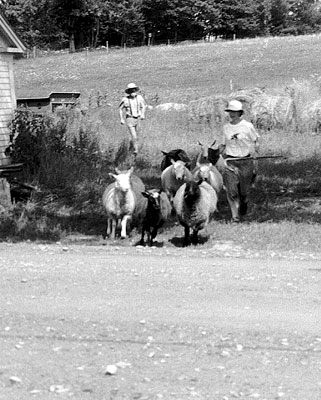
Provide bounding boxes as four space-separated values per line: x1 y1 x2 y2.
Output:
0 13 27 53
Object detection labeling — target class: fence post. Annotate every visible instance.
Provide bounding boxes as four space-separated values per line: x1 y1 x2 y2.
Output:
33 46 36 58
124 43 126 52
106 41 109 53
148 33 152 47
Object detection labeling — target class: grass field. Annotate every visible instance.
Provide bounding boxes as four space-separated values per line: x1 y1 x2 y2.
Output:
9 34 321 252
13 34 321 157
14 34 321 104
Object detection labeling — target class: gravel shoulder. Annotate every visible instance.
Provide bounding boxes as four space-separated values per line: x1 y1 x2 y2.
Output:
1 242 321 400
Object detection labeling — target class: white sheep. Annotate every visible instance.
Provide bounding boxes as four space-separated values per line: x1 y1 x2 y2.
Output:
197 141 244 221
173 180 217 246
197 141 226 174
161 159 193 205
192 150 223 194
102 166 145 239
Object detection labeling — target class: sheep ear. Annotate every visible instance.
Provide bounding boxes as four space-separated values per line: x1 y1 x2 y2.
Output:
142 191 149 198
196 161 201 168
197 179 203 185
198 140 203 146
114 167 121 174
161 150 167 156
128 166 134 174
109 173 116 179
209 162 213 167
170 158 175 165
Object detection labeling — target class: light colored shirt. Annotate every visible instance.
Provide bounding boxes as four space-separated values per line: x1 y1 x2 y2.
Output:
119 94 146 118
222 119 259 157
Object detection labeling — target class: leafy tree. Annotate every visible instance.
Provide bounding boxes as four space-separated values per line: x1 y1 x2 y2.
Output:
49 0 87 51
216 0 262 38
141 0 203 43
270 0 288 33
1 0 64 49
107 0 145 46
2 0 321 51
287 0 320 33
257 0 273 35
193 0 221 38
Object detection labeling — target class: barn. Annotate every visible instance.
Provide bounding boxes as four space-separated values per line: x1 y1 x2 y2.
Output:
0 14 26 166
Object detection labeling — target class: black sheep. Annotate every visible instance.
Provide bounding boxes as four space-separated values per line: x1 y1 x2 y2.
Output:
139 189 171 246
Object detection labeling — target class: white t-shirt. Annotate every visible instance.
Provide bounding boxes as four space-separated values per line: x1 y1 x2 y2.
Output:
222 119 259 157
119 94 146 118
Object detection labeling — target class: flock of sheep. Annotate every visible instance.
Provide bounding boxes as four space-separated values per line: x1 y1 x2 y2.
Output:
102 144 241 247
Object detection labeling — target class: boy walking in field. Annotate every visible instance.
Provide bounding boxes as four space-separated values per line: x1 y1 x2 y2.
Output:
219 99 260 221
119 83 146 156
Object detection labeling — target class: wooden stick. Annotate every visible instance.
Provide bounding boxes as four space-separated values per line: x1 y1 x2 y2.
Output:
225 155 286 162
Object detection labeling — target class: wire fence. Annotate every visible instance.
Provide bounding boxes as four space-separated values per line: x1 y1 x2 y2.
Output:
25 36 225 59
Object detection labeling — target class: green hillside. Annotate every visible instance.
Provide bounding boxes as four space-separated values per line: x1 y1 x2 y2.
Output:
14 34 321 106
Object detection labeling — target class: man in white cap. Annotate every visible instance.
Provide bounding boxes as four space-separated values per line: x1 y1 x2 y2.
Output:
119 83 146 155
219 99 260 222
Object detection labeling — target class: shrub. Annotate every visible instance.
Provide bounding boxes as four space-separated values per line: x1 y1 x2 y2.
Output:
0 202 61 241
8 107 104 189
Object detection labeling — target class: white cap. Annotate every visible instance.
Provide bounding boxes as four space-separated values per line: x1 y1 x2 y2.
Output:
225 100 243 112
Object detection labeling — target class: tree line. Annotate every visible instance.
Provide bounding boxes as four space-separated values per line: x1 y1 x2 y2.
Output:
1 0 321 51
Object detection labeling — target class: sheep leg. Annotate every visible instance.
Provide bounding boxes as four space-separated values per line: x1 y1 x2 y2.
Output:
191 229 199 245
139 226 145 245
151 226 158 240
111 218 117 239
120 215 130 238
106 217 114 238
183 224 190 247
146 230 152 246
115 219 120 238
106 218 111 238
147 227 158 246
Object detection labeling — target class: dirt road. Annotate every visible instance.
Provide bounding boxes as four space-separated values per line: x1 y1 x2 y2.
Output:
1 241 321 400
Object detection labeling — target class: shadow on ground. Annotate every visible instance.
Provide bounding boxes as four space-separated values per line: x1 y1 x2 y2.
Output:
3 156 321 243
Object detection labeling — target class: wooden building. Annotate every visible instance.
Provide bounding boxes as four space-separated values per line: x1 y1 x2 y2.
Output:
17 92 81 113
0 14 26 166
